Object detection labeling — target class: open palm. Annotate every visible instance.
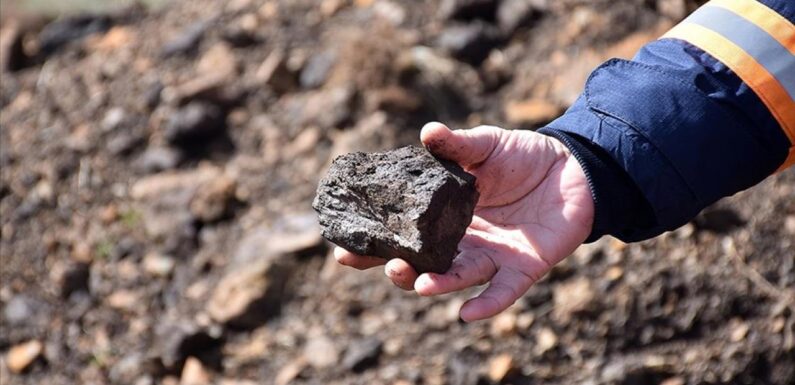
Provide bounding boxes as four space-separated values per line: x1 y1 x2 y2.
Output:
334 122 594 321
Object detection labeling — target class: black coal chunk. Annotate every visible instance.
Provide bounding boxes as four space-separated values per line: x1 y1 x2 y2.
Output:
313 146 479 274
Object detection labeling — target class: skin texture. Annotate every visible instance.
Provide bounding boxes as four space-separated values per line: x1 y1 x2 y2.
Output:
334 122 595 322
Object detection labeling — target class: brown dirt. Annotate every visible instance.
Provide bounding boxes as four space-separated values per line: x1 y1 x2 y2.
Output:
1 1 794 384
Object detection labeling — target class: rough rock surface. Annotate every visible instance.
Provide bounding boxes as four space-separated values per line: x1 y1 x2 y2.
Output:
313 146 478 274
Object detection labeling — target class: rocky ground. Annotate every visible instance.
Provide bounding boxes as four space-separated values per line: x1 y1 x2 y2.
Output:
1 0 794 384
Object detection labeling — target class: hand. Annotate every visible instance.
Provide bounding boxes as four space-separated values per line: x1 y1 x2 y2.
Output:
334 122 594 321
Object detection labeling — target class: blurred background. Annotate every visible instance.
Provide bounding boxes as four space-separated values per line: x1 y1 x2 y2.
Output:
1 0 794 384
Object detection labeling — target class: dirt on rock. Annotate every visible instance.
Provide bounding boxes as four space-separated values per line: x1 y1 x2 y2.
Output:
314 145 478 274
1 1 794 385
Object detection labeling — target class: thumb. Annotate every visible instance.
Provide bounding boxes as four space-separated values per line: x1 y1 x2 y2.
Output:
420 122 502 168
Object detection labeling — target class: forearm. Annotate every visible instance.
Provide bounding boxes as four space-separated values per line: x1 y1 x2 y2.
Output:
540 0 794 242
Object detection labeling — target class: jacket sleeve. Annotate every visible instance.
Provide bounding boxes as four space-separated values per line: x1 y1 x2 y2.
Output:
539 0 795 242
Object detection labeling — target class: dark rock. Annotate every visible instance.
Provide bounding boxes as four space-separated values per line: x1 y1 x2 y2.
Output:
39 14 113 56
221 26 260 47
436 21 502 66
300 50 336 89
313 146 478 274
438 0 499 21
694 207 745 234
164 102 225 146
60 262 91 298
448 348 482 385
110 236 143 260
1 22 27 72
497 0 545 34
342 338 383 373
256 49 298 94
160 21 207 58
107 131 144 156
156 322 221 371
142 81 164 110
134 147 182 173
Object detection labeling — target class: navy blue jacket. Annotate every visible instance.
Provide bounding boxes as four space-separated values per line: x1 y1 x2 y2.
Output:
539 0 795 242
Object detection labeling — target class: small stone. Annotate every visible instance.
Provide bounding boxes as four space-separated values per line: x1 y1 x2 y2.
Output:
300 50 336 89
161 21 207 58
164 102 225 146
53 261 91 298
0 21 26 72
516 312 534 330
206 257 289 328
784 215 795 234
365 86 420 113
3 295 36 325
107 131 144 156
487 353 514 382
605 266 624 282
293 86 355 130
304 335 340 369
552 277 596 320
321 0 345 16
38 13 112 56
694 207 745 233
143 252 176 277
143 81 164 110
107 290 140 311
772 317 786 333
156 322 220 371
102 107 126 132
197 43 238 80
275 358 307 385
181 357 210 385
657 0 687 20
189 175 236 223
313 146 479 274
165 74 227 105
6 340 43 373
730 319 750 342
504 99 561 126
256 49 298 94
232 214 324 264
535 327 558 355
643 355 667 369
221 24 259 47
373 1 407 25
99 205 119 225
497 0 545 34
134 147 182 173
436 21 502 66
490 312 518 337
660 377 686 385
342 338 383 373
87 25 134 52
601 361 628 383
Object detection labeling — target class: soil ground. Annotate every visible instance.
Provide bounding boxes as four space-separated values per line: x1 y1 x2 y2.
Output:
1 1 794 384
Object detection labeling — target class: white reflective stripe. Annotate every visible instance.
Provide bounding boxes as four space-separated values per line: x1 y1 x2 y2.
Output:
686 5 795 100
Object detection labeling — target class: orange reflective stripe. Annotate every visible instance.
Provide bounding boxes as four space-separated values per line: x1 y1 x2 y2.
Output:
710 0 795 56
663 23 795 171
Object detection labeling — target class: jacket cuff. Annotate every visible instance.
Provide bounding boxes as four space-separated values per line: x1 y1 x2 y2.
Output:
538 127 656 243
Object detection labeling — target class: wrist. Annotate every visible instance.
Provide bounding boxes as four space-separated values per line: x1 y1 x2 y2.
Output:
537 128 655 243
